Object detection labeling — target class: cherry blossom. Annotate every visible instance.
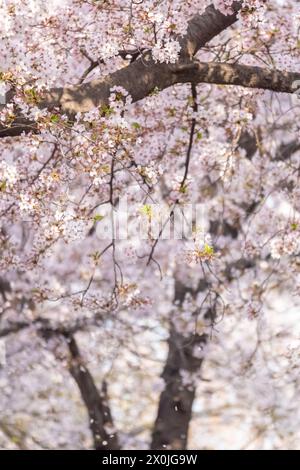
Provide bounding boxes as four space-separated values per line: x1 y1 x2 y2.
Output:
0 0 300 452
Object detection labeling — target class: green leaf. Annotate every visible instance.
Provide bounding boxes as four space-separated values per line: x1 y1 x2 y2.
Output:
140 204 152 217
50 114 59 123
100 104 113 116
150 86 160 96
0 180 7 191
179 183 188 194
93 214 105 222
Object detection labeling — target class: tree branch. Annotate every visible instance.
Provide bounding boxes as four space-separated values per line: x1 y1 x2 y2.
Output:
174 61 300 94
1 2 299 144
179 1 242 60
0 2 243 138
2 58 299 139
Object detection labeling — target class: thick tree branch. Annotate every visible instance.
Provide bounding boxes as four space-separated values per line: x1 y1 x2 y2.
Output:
1 60 299 139
179 1 242 59
1 2 299 142
36 0 242 117
0 2 243 138
175 61 300 94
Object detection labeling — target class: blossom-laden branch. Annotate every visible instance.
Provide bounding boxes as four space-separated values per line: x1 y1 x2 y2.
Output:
1 2 299 139
2 58 299 139
1 2 243 137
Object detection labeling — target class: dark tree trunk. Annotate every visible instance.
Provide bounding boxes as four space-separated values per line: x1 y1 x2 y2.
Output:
151 328 206 450
151 280 207 450
67 335 120 450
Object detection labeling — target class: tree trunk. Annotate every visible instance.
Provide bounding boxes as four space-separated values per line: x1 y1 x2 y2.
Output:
151 328 206 450
67 335 120 450
151 280 207 450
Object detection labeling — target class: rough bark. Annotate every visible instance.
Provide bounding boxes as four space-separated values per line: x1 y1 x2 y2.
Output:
175 62 300 94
